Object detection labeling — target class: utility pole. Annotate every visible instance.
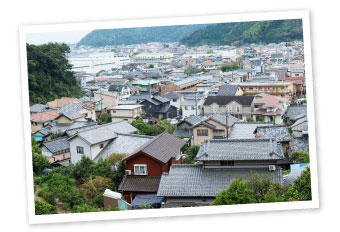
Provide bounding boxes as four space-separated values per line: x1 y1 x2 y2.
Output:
195 92 198 116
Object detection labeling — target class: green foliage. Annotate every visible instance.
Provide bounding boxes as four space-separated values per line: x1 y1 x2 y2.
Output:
51 131 63 139
219 62 240 72
91 193 104 208
184 67 201 74
289 151 310 163
106 207 122 211
248 172 272 203
207 49 214 54
32 135 50 175
98 112 111 124
246 117 254 122
183 145 200 164
211 178 255 205
80 176 111 201
37 173 84 207
256 116 265 122
72 204 100 213
262 183 287 203
35 200 58 215
286 167 312 201
147 64 154 68
106 153 126 166
180 19 303 47
137 203 153 209
71 155 96 183
27 43 82 105
131 118 176 136
111 161 126 190
77 25 207 47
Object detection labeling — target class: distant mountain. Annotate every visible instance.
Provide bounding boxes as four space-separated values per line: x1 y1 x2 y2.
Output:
180 19 303 47
77 24 207 47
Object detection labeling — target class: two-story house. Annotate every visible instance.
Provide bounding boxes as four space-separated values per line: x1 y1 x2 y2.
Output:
56 102 96 124
108 104 143 123
203 96 254 120
118 132 186 203
251 94 289 124
157 138 284 207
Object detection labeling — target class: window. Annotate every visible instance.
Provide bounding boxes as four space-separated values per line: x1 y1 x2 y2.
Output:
173 99 177 102
236 106 240 113
228 106 232 112
185 106 188 110
212 105 217 113
134 165 147 175
197 129 208 136
191 106 195 110
76 146 84 154
100 144 104 149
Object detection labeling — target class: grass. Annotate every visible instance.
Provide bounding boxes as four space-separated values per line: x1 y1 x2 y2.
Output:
283 169 291 176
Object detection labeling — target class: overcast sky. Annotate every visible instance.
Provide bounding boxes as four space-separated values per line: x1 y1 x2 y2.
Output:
26 30 92 45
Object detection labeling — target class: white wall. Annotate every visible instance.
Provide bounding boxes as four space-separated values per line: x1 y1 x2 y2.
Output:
69 136 92 164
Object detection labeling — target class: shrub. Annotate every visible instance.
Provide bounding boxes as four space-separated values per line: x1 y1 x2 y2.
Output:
248 172 272 203
32 153 50 175
286 167 312 201
289 151 310 163
71 155 96 183
72 204 100 213
211 178 255 205
35 200 58 215
80 176 111 201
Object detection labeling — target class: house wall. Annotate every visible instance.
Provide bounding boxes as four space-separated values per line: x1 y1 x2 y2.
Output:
69 137 92 164
41 146 53 157
57 115 73 124
94 92 118 108
126 152 165 176
191 126 214 146
90 140 111 161
206 119 228 138
203 102 252 119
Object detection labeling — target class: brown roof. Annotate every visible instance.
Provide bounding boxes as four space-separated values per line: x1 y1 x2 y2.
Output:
123 132 186 164
47 97 81 109
30 110 59 122
118 175 161 192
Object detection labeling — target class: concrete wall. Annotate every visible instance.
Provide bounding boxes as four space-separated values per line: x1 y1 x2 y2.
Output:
69 136 92 164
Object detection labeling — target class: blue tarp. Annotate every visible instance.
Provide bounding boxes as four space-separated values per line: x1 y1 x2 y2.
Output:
175 74 187 78
131 194 163 207
32 135 43 142
290 163 309 172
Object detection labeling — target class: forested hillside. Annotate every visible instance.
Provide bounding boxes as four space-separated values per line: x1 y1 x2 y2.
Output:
180 19 303 46
77 24 207 47
27 43 82 105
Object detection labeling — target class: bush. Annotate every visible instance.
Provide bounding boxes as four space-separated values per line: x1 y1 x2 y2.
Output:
71 155 96 183
289 151 310 163
286 167 312 201
32 153 50 175
91 193 104 208
72 204 100 213
262 183 287 203
183 145 200 164
211 178 255 205
37 173 84 207
248 172 272 203
80 176 111 201
35 200 58 215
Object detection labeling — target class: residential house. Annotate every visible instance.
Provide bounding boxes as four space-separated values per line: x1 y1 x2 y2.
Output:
108 104 143 123
284 105 307 125
131 79 160 94
56 102 96 124
173 115 207 140
40 136 70 166
181 99 204 118
160 77 203 96
137 95 178 120
94 91 119 108
30 104 56 115
30 110 59 132
157 139 284 207
119 132 186 203
163 92 184 109
107 84 132 99
67 120 138 164
251 94 289 124
203 96 254 120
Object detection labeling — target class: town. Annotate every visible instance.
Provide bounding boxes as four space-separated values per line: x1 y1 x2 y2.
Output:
29 33 311 213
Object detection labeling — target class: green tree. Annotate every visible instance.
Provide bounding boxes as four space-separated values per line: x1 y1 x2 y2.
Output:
80 176 111 202
31 135 50 175
98 112 111 124
147 64 154 68
207 49 214 54
27 43 82 105
106 153 126 166
289 151 310 163
262 183 287 203
286 167 312 201
211 178 255 205
219 62 240 72
183 145 200 164
35 200 58 215
248 172 272 203
71 155 96 183
72 204 100 213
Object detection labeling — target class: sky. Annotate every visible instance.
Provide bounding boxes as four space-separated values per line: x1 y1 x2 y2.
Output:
26 30 92 45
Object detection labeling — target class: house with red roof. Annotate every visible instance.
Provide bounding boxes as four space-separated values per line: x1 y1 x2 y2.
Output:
251 94 289 124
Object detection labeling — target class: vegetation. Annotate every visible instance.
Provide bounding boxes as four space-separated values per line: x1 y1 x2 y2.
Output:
219 61 240 72
98 112 111 124
211 178 255 205
80 176 111 202
289 151 310 163
27 43 82 105
35 200 58 215
180 19 303 47
147 64 154 69
286 167 312 201
131 117 176 136
183 145 200 164
31 136 50 175
77 25 207 47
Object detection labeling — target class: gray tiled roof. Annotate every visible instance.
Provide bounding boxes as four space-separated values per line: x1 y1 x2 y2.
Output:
57 102 92 120
203 96 254 106
157 164 281 197
153 96 169 104
124 132 186 164
42 136 69 153
196 139 284 161
69 120 137 145
183 115 207 126
208 114 239 127
30 104 56 113
290 138 309 153
216 85 239 96
163 92 182 100
119 176 161 192
229 122 273 139
285 106 307 121
94 133 153 161
255 125 292 142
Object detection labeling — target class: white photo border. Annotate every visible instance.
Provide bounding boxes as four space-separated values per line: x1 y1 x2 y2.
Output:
19 10 319 224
